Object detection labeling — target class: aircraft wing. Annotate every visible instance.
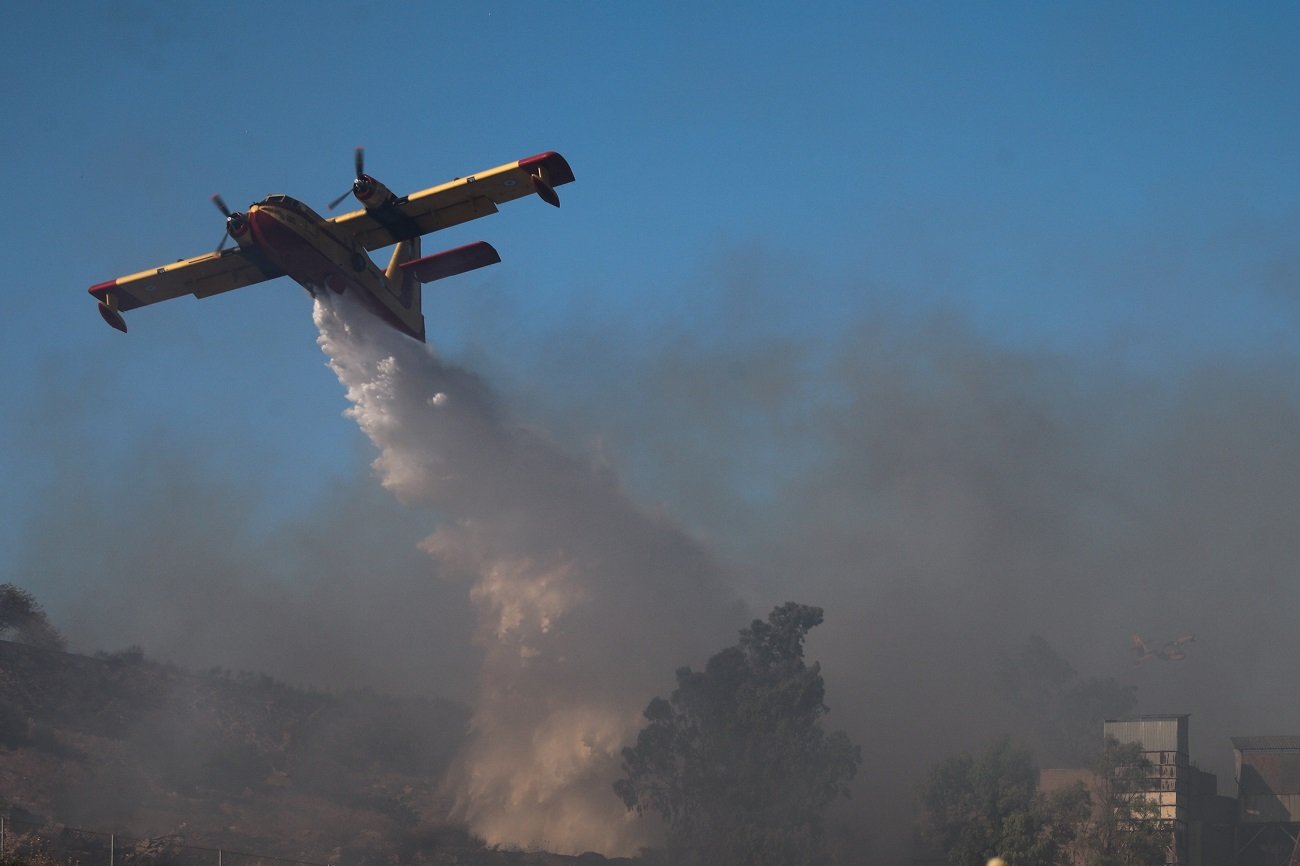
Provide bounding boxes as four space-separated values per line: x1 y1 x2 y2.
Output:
331 152 575 252
88 247 283 313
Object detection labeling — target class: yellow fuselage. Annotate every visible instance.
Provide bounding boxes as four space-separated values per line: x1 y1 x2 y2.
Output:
247 196 418 338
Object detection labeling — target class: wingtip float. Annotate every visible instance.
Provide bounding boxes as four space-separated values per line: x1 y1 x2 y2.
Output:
90 281 128 333
87 150 574 342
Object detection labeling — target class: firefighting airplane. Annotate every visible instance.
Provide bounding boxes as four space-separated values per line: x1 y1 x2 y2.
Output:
88 148 574 342
1132 633 1196 664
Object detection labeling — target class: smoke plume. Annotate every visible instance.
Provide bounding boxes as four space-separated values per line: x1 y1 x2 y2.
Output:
459 297 1300 861
17 256 1300 864
312 292 741 856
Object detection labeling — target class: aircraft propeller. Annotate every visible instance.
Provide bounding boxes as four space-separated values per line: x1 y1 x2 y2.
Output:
211 194 248 252
328 146 374 210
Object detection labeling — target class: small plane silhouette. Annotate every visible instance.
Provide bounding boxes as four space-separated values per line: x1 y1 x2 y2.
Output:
1132 633 1195 664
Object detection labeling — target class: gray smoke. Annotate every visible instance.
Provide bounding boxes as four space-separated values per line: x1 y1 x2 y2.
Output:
11 355 481 700
14 264 1300 863
475 304 1300 860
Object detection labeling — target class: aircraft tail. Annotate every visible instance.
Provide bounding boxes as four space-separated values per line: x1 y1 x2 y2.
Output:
381 239 501 343
384 236 426 342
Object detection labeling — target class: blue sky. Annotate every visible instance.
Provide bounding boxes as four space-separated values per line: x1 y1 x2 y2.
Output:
2 2 1297 615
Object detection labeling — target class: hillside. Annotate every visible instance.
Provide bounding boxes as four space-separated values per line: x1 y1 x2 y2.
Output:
0 640 624 865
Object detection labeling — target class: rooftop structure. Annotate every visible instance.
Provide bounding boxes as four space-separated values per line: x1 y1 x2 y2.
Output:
1232 736 1300 866
1105 715 1190 864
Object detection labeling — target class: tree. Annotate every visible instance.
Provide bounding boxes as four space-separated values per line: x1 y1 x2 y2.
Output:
920 736 1169 866
995 636 1136 766
0 585 65 651
614 602 861 866
1074 738 1168 866
920 737 1088 866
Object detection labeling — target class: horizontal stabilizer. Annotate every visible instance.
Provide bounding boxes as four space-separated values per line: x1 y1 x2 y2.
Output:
398 241 501 283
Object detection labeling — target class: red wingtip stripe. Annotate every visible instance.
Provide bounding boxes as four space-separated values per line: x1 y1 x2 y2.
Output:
518 152 576 187
87 279 118 300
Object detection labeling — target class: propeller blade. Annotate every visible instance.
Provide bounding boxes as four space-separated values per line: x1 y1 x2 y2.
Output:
327 147 370 210
327 188 353 210
213 195 235 251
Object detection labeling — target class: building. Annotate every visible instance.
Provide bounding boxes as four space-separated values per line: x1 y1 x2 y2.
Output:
1232 736 1300 866
1105 714 1191 864
913 717 1291 865
1099 715 1237 866
1187 763 1236 866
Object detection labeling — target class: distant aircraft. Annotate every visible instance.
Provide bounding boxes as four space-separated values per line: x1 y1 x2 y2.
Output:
1132 633 1196 664
88 148 575 342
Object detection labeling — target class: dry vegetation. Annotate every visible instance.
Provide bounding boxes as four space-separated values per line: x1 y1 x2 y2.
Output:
0 639 626 866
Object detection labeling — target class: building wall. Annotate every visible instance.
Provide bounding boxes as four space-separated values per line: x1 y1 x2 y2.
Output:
1236 741 1300 824
1232 738 1300 866
1105 716 1190 866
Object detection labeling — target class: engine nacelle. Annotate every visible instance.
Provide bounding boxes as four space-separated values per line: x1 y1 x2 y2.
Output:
226 211 254 247
353 174 396 210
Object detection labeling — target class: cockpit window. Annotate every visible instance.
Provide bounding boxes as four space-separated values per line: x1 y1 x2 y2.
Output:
259 194 324 221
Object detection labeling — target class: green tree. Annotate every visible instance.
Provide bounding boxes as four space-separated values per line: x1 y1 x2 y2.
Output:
1075 738 1168 866
920 737 1088 866
0 585 65 651
614 602 861 866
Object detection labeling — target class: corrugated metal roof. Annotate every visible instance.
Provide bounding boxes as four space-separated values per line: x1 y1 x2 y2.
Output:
1105 716 1189 754
1232 736 1300 751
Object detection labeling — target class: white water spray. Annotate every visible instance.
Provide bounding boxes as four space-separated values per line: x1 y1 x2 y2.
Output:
313 293 739 855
